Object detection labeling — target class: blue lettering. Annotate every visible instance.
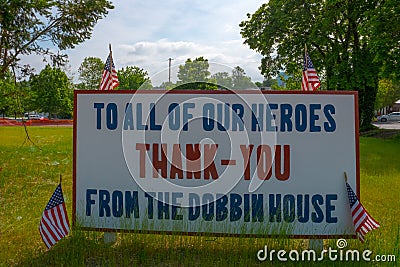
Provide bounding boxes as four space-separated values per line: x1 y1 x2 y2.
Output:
252 194 264 222
326 194 337 223
168 103 180 130
183 103 195 131
244 194 250 222
266 104 278 131
324 104 336 132
145 192 155 219
217 103 230 131
283 194 295 222
297 194 310 223
280 104 293 132
136 103 148 130
172 192 183 220
202 193 214 221
94 103 104 129
125 191 139 218
269 194 281 222
150 103 162 130
157 192 170 219
106 103 118 130
189 193 200 221
124 103 134 130
310 104 321 132
99 190 111 217
216 194 228 221
252 104 264 131
112 190 123 217
311 194 324 223
232 104 244 131
230 193 242 221
295 104 307 132
203 103 215 131
86 189 97 216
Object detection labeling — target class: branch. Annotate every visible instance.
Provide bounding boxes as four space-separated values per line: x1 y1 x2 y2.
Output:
1 16 62 74
311 42 326 58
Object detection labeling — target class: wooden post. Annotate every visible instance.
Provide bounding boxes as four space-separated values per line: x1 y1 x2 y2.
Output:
104 232 116 244
308 239 323 251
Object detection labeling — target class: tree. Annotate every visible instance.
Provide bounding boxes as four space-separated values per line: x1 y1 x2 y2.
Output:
30 65 73 118
0 72 18 117
78 57 104 89
256 78 280 90
240 0 399 129
0 0 114 78
176 57 217 90
211 72 233 89
117 66 152 90
375 79 400 112
231 66 255 90
366 1 400 80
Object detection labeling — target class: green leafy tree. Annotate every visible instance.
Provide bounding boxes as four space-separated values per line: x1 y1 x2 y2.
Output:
240 0 399 129
256 78 280 90
78 57 104 89
117 66 152 90
231 66 255 90
0 71 17 117
0 0 114 77
158 81 175 90
30 65 73 118
211 72 233 90
176 57 217 90
366 1 400 80
375 79 400 111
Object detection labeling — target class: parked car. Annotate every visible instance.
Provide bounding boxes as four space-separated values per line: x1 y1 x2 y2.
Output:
377 112 400 122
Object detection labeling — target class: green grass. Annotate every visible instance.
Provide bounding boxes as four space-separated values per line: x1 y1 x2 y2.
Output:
0 126 399 266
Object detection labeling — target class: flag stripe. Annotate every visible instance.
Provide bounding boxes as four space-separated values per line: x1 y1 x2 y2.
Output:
346 182 379 243
40 217 58 248
39 184 70 249
44 212 62 240
39 225 52 249
99 53 119 90
301 51 320 91
53 206 67 236
50 209 63 236
58 204 70 235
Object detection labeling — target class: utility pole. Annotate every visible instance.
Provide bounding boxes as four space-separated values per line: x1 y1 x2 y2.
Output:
168 58 174 83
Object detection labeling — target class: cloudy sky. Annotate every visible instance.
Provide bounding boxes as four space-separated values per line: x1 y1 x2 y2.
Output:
25 0 267 86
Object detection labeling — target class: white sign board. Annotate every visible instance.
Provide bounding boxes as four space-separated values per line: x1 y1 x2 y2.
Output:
73 90 359 237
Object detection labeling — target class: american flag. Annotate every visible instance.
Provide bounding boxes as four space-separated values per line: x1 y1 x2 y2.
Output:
346 182 380 242
39 184 70 249
301 52 321 91
99 53 119 90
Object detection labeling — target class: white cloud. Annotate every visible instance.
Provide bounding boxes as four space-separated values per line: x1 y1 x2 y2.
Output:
20 0 266 85
115 39 263 86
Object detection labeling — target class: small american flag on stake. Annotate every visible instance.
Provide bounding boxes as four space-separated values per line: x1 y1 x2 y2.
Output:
344 173 380 242
99 44 119 90
39 180 70 249
301 46 320 91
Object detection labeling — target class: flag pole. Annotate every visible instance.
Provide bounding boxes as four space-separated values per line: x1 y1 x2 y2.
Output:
109 43 115 66
344 171 348 183
304 44 308 66
304 44 309 91
59 174 62 185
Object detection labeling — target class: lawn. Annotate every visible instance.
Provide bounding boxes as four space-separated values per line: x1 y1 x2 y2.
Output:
0 126 399 266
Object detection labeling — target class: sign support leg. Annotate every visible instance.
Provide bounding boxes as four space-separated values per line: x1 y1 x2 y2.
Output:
104 232 117 244
308 239 323 251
